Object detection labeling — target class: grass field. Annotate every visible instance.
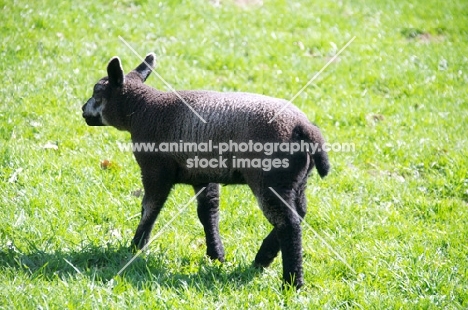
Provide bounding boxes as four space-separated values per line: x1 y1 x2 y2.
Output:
1 0 467 308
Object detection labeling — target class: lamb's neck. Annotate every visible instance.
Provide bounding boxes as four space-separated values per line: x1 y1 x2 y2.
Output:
123 87 161 132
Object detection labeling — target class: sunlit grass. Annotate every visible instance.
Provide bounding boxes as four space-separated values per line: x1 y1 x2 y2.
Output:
0 0 467 308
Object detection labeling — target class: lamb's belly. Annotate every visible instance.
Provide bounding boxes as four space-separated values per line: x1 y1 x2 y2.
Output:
176 166 246 185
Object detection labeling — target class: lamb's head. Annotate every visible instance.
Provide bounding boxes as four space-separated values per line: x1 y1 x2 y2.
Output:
82 53 156 129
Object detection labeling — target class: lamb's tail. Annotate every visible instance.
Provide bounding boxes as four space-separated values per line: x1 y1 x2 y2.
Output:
312 144 330 178
295 123 330 178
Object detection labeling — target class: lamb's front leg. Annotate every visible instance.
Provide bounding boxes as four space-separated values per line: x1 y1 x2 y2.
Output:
132 171 174 249
194 183 225 262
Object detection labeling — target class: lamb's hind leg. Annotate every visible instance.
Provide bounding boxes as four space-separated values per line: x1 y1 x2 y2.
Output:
254 227 280 268
132 170 174 249
254 178 307 268
254 187 304 288
194 183 225 262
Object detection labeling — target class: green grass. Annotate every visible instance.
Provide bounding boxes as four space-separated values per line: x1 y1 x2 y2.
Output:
1 0 467 308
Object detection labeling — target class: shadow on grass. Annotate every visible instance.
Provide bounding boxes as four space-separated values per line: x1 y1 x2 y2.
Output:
0 243 263 290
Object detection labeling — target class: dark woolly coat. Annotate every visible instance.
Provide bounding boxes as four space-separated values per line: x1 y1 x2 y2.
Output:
82 54 330 288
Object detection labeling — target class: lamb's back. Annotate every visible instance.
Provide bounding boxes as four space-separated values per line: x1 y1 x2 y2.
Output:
147 90 311 143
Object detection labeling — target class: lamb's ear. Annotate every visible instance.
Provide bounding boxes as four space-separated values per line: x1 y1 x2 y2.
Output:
107 56 125 87
133 53 156 82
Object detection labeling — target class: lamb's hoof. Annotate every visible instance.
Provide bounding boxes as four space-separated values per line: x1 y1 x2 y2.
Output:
129 238 148 253
206 251 225 263
128 243 139 253
282 276 304 291
252 260 269 270
253 256 274 269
